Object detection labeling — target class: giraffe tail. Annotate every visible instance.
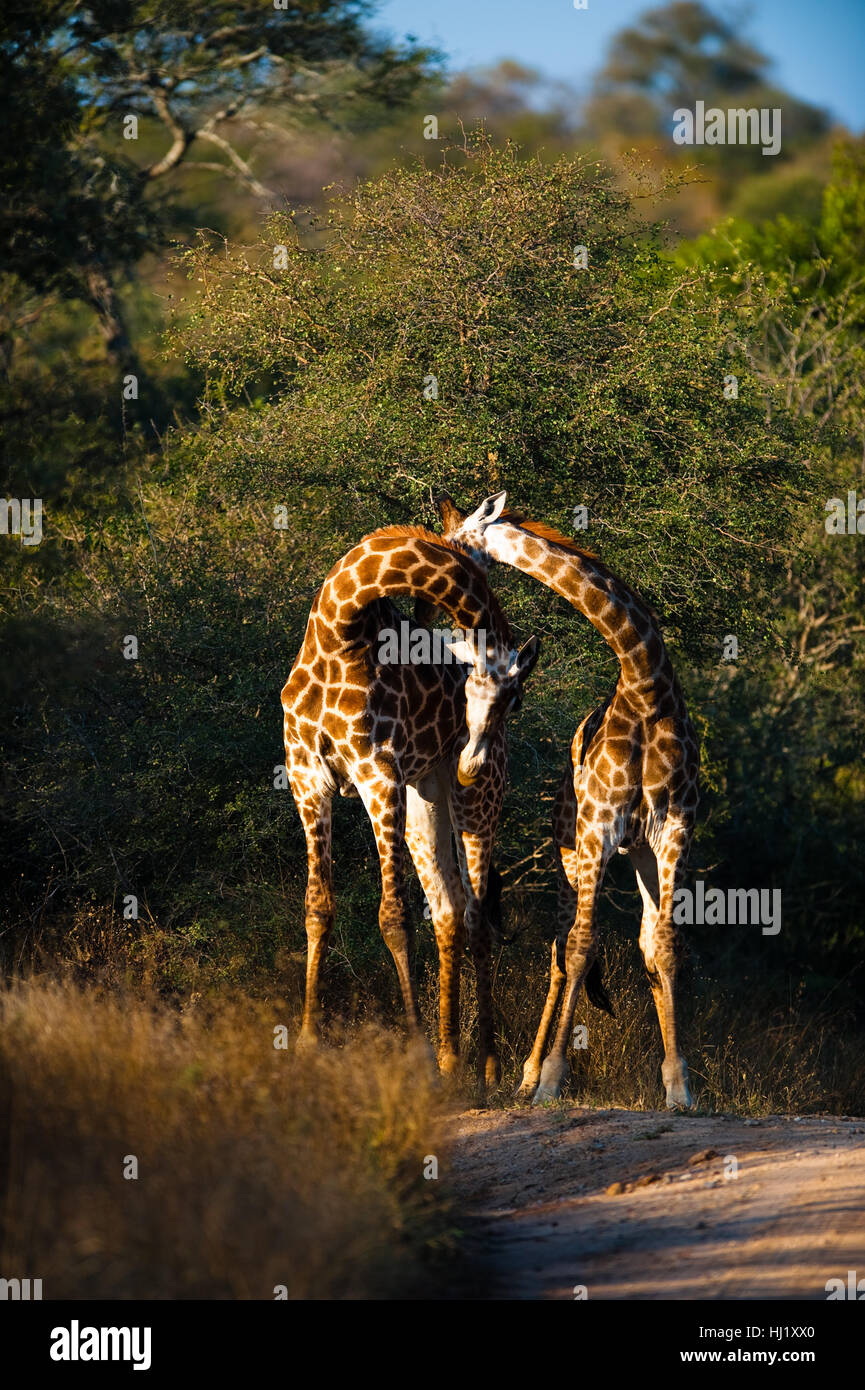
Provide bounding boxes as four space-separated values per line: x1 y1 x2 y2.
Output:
585 959 615 1016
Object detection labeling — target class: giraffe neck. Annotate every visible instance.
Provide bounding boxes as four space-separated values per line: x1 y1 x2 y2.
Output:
483 519 673 714
313 527 509 653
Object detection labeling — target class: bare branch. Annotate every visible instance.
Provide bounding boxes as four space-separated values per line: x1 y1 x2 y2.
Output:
144 88 192 180
196 129 274 199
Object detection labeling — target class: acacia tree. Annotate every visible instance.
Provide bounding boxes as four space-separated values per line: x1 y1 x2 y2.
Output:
153 136 824 953
0 0 436 377
176 136 816 659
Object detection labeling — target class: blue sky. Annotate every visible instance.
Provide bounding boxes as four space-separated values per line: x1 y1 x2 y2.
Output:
374 0 865 131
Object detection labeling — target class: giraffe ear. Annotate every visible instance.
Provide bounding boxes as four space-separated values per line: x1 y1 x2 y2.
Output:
510 634 540 682
464 491 507 532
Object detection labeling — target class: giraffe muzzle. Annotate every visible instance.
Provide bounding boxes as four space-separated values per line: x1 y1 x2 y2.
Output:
457 739 489 786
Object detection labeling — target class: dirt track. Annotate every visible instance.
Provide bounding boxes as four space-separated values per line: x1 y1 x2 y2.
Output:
449 1106 865 1299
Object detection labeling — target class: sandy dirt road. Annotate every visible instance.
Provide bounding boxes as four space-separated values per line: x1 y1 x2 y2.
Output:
449 1106 865 1299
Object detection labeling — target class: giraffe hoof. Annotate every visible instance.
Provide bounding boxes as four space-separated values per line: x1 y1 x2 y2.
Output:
663 1061 692 1110
532 1056 567 1104
531 1086 561 1106
515 1072 539 1103
665 1085 693 1111
438 1052 461 1080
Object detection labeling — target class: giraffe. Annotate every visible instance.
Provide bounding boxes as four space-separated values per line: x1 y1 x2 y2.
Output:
436 492 700 1110
281 524 539 1089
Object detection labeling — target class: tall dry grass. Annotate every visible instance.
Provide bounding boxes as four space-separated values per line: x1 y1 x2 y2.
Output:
2 893 861 1306
0 979 451 1299
18 900 865 1120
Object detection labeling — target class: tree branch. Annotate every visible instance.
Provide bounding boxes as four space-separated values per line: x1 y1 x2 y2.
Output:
197 128 274 198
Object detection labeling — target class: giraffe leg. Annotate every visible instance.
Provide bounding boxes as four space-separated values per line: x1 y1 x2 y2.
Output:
518 759 579 1099
533 835 608 1104
360 782 425 1037
291 786 334 1051
515 846 572 1100
629 840 692 1110
405 781 466 1078
453 828 500 1096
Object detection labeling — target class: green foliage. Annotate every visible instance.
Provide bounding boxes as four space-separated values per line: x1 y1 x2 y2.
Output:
175 138 815 664
670 143 865 983
0 0 438 483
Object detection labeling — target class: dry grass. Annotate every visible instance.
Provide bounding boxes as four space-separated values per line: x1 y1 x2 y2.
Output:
2 893 862 1306
19 901 865 1120
0 978 451 1299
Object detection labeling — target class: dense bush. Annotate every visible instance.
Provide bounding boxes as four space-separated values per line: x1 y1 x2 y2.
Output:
2 136 863 1110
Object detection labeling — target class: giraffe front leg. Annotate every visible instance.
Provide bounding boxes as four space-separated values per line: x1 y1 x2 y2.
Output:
290 785 334 1052
450 752 507 1100
629 841 692 1110
457 830 500 1097
362 782 432 1060
405 783 466 1079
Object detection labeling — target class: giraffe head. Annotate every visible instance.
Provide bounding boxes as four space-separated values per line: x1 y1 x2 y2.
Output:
436 490 508 569
452 627 540 785
426 496 537 783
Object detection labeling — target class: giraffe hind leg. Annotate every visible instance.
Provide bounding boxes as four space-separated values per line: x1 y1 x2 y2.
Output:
517 765 579 1100
533 836 608 1104
628 841 692 1110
